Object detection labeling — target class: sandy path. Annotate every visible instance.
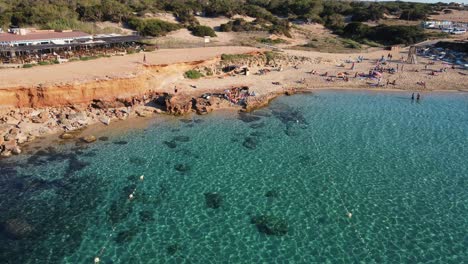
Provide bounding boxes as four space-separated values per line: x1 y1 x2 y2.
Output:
0 46 258 89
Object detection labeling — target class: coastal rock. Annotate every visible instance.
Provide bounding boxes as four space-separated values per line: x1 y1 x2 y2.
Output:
60 133 75 140
82 135 97 143
31 112 49 123
12 146 22 155
0 150 12 157
165 95 192 115
99 116 111 126
251 214 288 236
1 218 34 239
91 99 125 109
3 139 17 151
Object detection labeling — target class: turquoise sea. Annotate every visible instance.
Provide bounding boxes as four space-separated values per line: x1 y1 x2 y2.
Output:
0 91 467 264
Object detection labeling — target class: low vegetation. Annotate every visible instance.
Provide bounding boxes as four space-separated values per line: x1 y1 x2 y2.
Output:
189 25 216 38
0 0 454 46
184 70 204 79
221 54 253 62
127 18 181 37
258 38 288 45
342 22 427 46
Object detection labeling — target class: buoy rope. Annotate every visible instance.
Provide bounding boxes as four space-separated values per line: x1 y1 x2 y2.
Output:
93 153 155 263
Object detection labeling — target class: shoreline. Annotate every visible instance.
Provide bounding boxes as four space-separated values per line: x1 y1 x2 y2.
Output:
1 87 464 161
1 47 467 158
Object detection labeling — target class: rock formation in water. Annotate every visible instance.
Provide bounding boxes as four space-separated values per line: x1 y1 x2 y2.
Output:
250 214 288 236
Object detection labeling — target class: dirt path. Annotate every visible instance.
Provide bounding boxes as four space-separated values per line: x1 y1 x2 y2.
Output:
0 46 258 89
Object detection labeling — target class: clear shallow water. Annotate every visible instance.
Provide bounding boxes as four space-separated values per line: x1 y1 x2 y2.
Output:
1 91 467 264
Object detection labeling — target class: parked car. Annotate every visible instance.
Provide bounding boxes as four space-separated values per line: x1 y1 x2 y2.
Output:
451 28 466 35
441 28 454 33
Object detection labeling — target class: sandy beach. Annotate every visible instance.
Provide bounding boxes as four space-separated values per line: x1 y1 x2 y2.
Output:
1 45 467 157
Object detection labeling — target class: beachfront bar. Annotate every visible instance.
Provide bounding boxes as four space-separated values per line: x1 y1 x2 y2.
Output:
0 32 144 64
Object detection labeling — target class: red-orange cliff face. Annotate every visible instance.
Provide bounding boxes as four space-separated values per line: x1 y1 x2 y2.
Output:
0 62 204 109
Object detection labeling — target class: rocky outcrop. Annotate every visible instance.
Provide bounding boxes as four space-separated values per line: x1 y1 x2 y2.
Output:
164 95 193 116
194 52 314 76
0 92 161 157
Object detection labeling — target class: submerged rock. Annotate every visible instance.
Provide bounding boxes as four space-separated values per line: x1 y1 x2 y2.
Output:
242 137 258 150
204 192 223 209
238 112 262 123
115 228 139 243
251 214 288 236
167 244 180 255
98 136 109 141
139 211 155 222
1 218 34 239
163 140 177 149
265 190 279 199
179 119 192 124
174 163 191 173
113 141 128 145
172 136 190 142
129 156 147 166
250 122 265 129
271 105 307 126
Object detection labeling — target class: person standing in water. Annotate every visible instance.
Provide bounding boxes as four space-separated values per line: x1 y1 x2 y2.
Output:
416 93 421 101
411 93 415 101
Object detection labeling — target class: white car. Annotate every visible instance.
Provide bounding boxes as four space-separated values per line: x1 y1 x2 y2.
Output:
441 28 453 33
451 28 466 35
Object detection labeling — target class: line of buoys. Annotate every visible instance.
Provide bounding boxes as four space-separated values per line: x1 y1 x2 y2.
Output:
92 152 155 263
94 174 145 262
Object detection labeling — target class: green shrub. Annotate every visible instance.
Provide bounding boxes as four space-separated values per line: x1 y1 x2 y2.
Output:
342 22 427 45
259 38 287 45
361 39 381 47
22 64 34 68
38 61 50 66
302 42 318 48
341 38 361 49
189 25 216 37
127 18 181 37
184 70 204 79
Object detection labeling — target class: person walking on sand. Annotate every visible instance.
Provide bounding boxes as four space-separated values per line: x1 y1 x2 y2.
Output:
143 54 146 63
174 86 178 94
351 62 355 70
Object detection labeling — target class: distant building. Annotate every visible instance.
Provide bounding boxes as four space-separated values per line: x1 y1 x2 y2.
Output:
0 29 92 47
